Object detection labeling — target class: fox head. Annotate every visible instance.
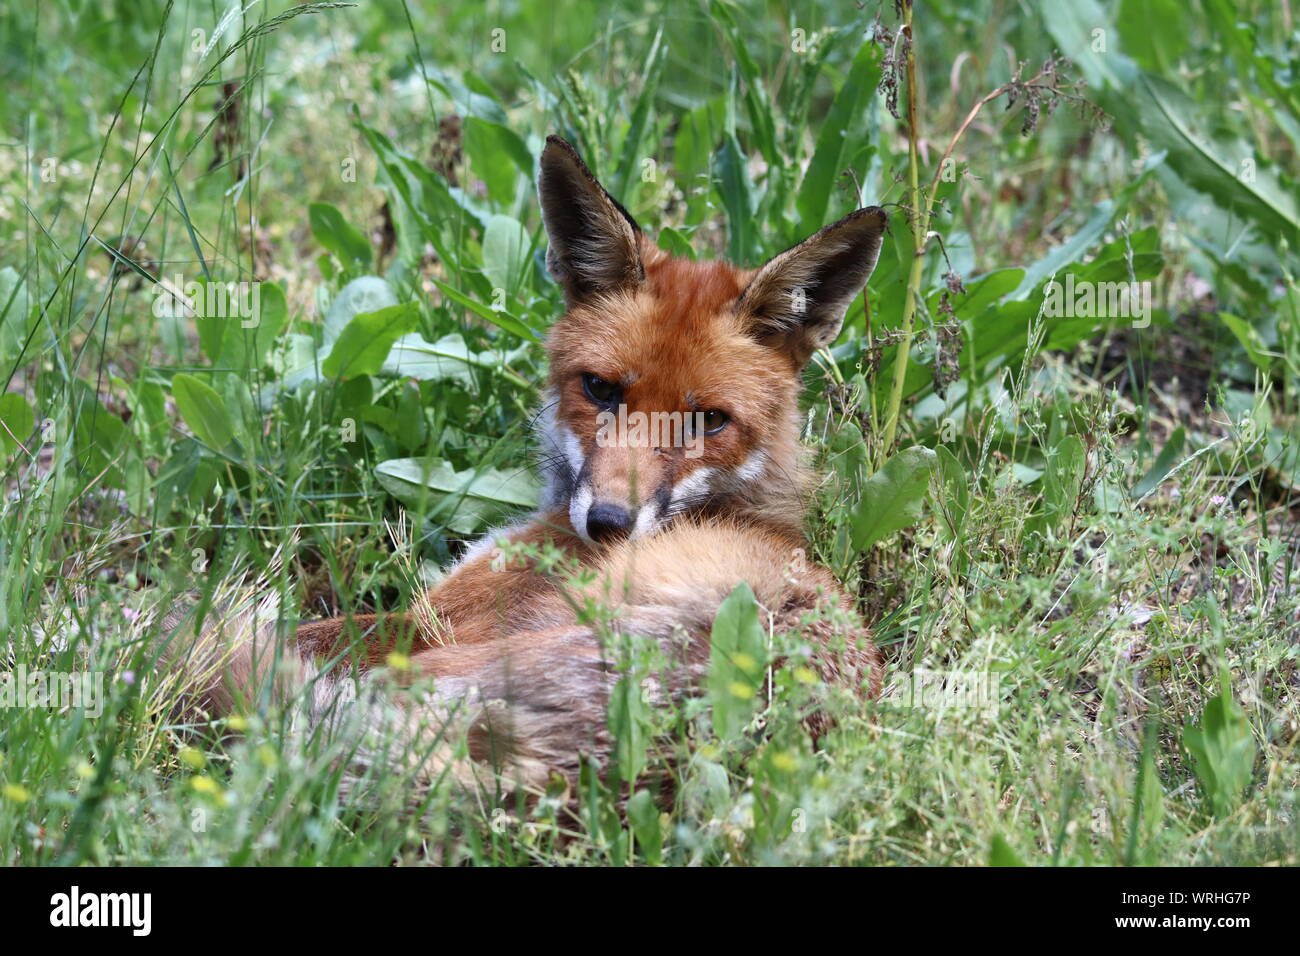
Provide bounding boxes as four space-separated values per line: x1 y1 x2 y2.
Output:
536 135 886 544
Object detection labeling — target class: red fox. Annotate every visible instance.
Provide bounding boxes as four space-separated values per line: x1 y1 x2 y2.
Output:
171 136 887 791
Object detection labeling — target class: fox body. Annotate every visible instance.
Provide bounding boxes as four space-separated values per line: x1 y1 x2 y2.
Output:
175 136 887 790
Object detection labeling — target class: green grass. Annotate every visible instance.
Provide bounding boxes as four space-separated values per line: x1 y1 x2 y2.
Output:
0 0 1297 865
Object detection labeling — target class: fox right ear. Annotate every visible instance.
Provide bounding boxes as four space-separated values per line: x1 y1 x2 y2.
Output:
538 135 644 306
737 206 888 368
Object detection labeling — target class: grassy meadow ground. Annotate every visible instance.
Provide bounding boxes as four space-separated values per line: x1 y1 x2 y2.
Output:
0 0 1297 865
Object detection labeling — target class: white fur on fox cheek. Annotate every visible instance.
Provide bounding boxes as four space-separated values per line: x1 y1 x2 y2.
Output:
559 425 585 477
569 482 593 540
668 466 714 512
536 392 588 513
735 449 767 483
558 424 594 538
630 499 661 539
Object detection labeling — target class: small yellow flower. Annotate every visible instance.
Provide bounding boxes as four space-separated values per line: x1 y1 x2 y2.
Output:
3 783 31 803
190 775 220 795
226 714 249 732
387 651 412 672
178 746 206 770
770 750 798 773
732 652 758 674
794 666 818 685
728 680 755 700
257 744 278 768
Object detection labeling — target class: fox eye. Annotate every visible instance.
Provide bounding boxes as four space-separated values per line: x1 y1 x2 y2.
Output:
582 373 621 407
700 410 730 435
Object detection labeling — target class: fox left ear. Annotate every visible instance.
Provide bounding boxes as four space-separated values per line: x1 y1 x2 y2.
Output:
736 206 888 367
538 135 645 307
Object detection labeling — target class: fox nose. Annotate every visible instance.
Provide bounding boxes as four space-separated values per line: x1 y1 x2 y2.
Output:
586 503 632 542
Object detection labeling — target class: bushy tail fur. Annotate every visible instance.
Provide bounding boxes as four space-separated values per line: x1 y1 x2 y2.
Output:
158 526 880 801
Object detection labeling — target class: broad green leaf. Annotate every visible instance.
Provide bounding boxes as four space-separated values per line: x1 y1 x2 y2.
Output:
1041 0 1299 241
122 378 168 457
321 302 420 380
1118 0 1189 73
153 439 218 518
827 418 869 485
187 278 287 371
394 380 427 452
989 834 1027 867
656 227 697 260
1218 312 1272 373
708 581 766 740
172 373 233 450
421 65 508 124
122 453 151 518
417 68 532 204
323 276 399 344
1035 0 1134 89
71 382 134 490
851 446 938 551
374 458 538 533
271 332 329 398
608 673 649 786
626 788 662 865
1183 690 1257 819
926 267 1024 319
481 214 530 296
217 280 289 371
218 373 258 449
1042 435 1087 531
935 445 970 536
0 392 35 456
1011 462 1044 485
309 201 372 267
1262 420 1300 492
1124 75 1300 240
381 332 528 388
430 277 537 341
191 279 254 363
463 116 527 203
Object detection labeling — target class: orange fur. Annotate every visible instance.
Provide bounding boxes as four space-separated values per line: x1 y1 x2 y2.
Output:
169 136 888 791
